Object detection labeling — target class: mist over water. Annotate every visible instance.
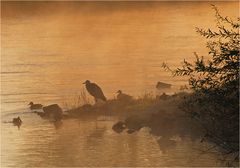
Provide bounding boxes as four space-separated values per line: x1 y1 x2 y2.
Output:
2 1 237 113
1 1 238 167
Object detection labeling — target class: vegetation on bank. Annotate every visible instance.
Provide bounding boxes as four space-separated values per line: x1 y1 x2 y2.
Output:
33 5 238 166
61 6 239 165
164 5 239 164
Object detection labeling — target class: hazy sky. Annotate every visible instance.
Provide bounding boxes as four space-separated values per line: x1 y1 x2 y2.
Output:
2 1 239 18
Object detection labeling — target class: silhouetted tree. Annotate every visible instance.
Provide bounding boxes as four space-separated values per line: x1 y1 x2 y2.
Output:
173 5 239 92
164 5 239 164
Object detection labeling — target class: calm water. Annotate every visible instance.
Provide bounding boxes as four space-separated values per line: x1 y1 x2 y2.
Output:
2 113 225 167
1 1 238 167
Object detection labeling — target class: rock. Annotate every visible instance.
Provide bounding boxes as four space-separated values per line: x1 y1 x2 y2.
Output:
112 121 126 133
43 104 63 121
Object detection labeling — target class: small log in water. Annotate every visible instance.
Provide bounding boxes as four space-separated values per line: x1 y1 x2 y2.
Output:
156 82 172 89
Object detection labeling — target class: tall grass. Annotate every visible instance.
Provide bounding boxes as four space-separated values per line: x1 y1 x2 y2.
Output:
62 89 93 110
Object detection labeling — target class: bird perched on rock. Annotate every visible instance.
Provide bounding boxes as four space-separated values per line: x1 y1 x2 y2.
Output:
116 90 132 102
83 80 107 103
28 102 43 110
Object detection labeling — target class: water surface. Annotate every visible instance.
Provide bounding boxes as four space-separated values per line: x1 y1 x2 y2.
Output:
1 1 238 167
2 113 225 167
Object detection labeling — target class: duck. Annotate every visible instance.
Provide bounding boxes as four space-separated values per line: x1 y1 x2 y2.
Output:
12 116 22 126
116 90 132 102
28 102 43 110
112 116 145 134
157 92 171 100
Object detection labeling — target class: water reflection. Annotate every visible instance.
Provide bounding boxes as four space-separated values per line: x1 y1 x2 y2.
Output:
112 110 204 155
53 120 63 130
1 112 224 167
157 137 176 154
1 1 237 166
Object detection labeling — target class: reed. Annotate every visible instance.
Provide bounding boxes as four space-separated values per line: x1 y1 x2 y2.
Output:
63 89 93 110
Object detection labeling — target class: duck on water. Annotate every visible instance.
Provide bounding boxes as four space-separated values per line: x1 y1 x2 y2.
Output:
12 116 22 129
28 102 43 110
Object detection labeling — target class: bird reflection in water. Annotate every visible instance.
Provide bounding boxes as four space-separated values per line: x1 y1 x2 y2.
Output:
157 137 176 154
85 126 107 148
112 110 203 153
53 120 63 129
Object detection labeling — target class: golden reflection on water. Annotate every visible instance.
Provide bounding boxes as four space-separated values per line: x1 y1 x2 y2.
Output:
2 2 238 104
1 1 238 167
1 116 224 167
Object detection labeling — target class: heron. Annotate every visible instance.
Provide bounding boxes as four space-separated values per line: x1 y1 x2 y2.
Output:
83 80 107 103
28 102 43 110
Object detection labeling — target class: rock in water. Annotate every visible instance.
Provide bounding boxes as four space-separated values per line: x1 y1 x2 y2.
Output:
112 121 126 133
43 104 63 121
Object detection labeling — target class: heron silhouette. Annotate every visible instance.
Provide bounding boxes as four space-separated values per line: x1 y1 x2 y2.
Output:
83 80 107 103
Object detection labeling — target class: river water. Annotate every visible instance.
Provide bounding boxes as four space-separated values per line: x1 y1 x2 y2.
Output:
1 1 238 167
1 114 226 167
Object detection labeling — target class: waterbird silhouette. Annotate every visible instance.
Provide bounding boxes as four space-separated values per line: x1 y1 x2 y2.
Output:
157 92 171 100
12 116 22 129
112 116 145 134
116 90 132 102
83 80 107 103
28 102 43 110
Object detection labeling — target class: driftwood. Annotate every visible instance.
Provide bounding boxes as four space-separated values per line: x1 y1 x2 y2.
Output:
156 81 171 89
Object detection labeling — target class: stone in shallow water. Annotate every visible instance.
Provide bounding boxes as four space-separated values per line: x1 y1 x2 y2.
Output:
112 121 126 133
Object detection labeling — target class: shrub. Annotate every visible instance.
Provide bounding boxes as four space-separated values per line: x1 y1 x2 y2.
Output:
164 5 239 163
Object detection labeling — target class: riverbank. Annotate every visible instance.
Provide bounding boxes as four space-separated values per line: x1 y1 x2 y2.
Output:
61 91 238 166
32 90 238 166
